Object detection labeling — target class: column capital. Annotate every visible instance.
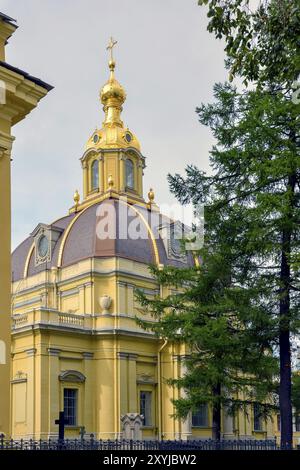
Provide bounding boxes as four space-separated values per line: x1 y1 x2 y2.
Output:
25 348 37 356
117 352 138 360
82 352 94 359
48 348 61 356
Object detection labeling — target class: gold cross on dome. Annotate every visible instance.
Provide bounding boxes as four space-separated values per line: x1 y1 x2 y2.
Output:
106 37 117 61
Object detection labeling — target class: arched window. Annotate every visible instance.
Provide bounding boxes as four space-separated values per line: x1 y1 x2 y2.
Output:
125 159 134 189
91 160 99 191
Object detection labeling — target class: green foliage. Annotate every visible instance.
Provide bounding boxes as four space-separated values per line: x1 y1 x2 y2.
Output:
167 80 299 444
136 249 279 419
137 80 299 433
198 0 300 87
169 83 300 327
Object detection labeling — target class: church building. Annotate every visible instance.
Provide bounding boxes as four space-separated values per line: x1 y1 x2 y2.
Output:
11 41 276 441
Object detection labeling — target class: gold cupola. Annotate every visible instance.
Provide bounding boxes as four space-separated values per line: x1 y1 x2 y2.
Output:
100 58 126 126
85 38 140 152
78 38 146 209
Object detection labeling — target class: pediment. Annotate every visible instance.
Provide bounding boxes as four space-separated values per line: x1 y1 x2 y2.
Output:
59 370 86 383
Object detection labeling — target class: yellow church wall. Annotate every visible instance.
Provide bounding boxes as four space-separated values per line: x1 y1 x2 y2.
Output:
94 344 117 438
11 250 282 442
0 143 13 436
0 16 50 432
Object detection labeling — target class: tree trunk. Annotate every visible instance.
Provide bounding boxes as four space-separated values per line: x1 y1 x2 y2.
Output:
279 171 296 449
212 383 221 441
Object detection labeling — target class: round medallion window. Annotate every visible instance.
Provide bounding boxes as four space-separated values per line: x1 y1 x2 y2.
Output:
125 132 132 143
38 235 49 258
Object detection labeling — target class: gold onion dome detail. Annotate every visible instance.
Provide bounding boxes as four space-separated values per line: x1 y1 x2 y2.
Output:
86 38 140 152
100 59 126 116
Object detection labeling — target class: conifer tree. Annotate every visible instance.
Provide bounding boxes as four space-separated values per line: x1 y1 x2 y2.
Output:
168 82 299 447
136 250 278 440
138 0 299 447
195 0 300 448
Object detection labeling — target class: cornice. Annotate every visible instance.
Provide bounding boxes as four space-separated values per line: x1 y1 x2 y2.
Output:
0 130 14 157
0 64 52 125
12 323 156 340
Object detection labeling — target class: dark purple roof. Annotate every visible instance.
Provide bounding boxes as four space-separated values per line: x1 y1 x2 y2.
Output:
12 199 194 281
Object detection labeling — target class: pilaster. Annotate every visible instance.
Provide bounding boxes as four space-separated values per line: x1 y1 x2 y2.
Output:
48 348 61 438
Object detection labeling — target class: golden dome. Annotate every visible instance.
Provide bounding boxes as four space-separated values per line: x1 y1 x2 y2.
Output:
85 41 141 152
86 126 141 151
100 60 126 107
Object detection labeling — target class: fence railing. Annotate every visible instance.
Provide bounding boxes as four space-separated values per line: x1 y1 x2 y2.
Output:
0 436 280 451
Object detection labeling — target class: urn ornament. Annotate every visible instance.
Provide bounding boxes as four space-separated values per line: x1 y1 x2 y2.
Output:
99 295 112 314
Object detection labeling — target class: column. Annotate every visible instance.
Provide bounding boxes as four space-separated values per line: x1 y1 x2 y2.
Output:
78 285 85 313
25 348 36 438
180 357 192 440
117 281 127 314
48 348 61 438
0 138 13 436
82 161 88 199
119 353 129 416
84 282 93 314
128 354 138 412
118 353 138 416
99 155 104 193
119 154 126 192
137 160 143 198
82 352 94 433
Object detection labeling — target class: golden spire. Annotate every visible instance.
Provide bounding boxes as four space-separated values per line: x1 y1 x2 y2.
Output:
100 37 126 128
85 38 141 152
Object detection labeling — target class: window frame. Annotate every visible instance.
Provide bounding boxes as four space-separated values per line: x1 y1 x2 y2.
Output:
192 404 209 428
253 403 263 432
91 159 99 191
63 388 78 427
125 158 134 190
139 390 152 427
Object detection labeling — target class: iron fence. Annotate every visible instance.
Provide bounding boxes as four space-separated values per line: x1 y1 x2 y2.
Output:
0 435 280 451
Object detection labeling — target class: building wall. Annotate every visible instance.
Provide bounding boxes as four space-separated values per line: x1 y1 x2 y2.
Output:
0 14 50 436
12 254 295 442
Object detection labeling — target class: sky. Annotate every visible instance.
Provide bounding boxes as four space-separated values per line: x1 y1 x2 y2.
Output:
1 0 228 249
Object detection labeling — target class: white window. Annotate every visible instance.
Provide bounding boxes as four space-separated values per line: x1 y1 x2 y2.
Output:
64 388 78 426
140 391 152 426
192 404 208 427
125 159 134 189
253 403 263 431
91 160 99 190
